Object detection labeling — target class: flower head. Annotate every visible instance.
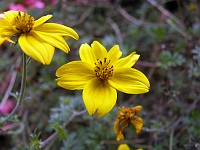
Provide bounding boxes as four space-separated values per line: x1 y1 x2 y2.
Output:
118 144 130 150
56 41 150 117
0 10 79 65
25 0 45 9
0 100 14 115
114 106 143 141
9 3 26 11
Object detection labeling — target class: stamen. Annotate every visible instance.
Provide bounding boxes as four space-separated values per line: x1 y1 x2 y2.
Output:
94 57 114 80
12 11 35 34
104 58 106 63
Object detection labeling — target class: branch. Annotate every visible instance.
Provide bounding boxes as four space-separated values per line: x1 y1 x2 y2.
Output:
107 18 123 48
145 0 190 39
117 6 144 26
171 95 200 130
40 110 86 149
0 57 21 108
39 132 58 148
142 127 167 133
0 53 27 125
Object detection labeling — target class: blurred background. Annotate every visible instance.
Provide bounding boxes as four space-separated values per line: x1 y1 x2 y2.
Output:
0 0 200 149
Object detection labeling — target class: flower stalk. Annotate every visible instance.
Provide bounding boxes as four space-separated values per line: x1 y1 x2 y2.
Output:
0 53 27 125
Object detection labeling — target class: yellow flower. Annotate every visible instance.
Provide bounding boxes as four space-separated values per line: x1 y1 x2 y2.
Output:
56 41 150 117
118 144 130 150
0 10 79 65
114 106 143 141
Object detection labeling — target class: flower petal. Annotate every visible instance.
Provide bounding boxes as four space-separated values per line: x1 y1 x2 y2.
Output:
0 13 4 18
0 28 16 37
108 68 150 94
83 79 117 117
32 31 70 53
118 144 130 150
0 36 15 45
56 61 94 90
18 34 55 65
132 106 142 115
107 45 122 64
114 51 140 69
131 117 143 134
34 23 79 40
0 15 16 36
2 10 18 22
91 41 107 60
34 15 52 28
0 19 11 28
79 43 96 66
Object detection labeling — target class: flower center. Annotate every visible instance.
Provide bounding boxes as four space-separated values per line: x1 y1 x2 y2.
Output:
94 58 114 80
12 11 34 34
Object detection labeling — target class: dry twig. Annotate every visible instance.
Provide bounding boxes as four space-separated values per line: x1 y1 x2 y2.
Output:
145 0 190 39
117 6 144 26
0 57 21 108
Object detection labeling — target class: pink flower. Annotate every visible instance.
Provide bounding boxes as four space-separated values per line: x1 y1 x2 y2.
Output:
25 0 45 9
8 3 26 11
75 0 89 4
0 100 14 115
51 0 58 5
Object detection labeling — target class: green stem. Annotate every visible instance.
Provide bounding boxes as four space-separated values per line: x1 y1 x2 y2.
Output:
0 53 27 125
169 130 174 150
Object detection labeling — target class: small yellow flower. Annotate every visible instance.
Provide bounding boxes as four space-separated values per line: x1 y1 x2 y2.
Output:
56 41 150 117
118 144 130 150
189 2 197 11
0 10 79 65
114 106 143 141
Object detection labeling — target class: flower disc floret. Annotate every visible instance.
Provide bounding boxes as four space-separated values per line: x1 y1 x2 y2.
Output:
13 11 34 33
94 58 114 80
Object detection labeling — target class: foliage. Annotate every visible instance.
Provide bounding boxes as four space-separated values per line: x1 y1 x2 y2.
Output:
159 50 185 69
0 0 200 150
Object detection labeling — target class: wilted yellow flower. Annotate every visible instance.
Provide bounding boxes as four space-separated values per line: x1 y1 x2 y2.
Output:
114 106 143 141
0 10 79 65
56 41 150 117
118 144 130 150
